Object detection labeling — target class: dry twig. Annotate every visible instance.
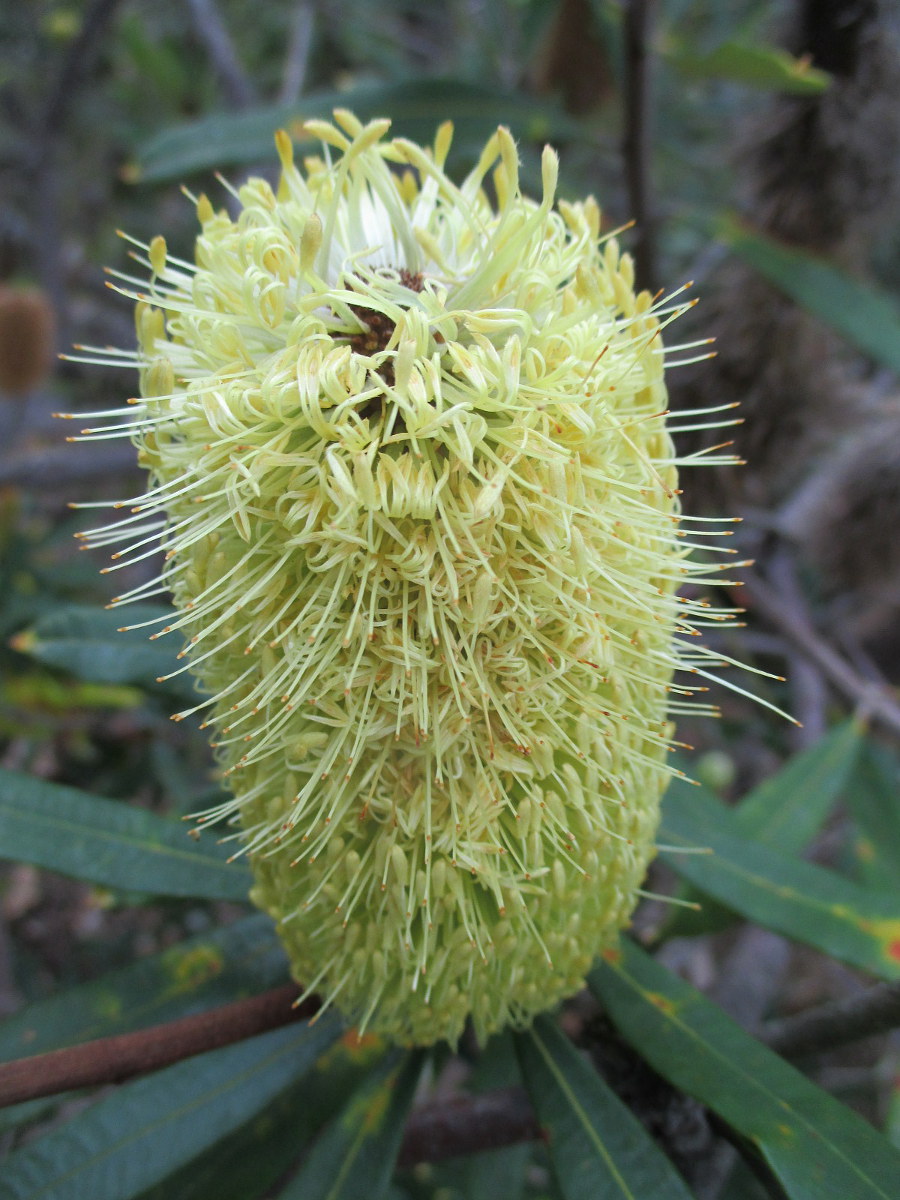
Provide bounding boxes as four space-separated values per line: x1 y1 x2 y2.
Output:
31 0 126 347
398 1086 540 1166
279 4 315 104
186 0 256 109
764 981 900 1059
741 568 900 737
623 0 658 291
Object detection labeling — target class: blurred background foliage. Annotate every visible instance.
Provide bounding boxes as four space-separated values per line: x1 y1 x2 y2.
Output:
1 1 900 1197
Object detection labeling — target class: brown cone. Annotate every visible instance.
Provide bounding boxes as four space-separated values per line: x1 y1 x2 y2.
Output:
0 284 56 396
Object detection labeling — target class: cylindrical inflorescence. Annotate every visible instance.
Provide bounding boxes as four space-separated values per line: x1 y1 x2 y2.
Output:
71 113 746 1046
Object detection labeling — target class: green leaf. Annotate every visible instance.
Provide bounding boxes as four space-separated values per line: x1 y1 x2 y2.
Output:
11 604 193 701
0 769 250 900
736 719 863 849
277 1048 425 1200
462 1033 528 1200
887 1074 900 1150
661 722 864 939
659 777 900 980
515 1016 693 1200
134 1075 318 1200
0 1016 342 1200
722 219 900 373
130 78 585 184
134 1031 388 1200
0 914 285 1064
0 916 285 1138
0 1098 59 1137
461 1143 531 1200
120 17 191 110
590 942 900 1200
669 39 830 94
718 1156 783 1200
845 742 900 894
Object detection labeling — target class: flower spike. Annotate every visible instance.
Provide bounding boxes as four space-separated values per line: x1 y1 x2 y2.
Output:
73 116 751 1047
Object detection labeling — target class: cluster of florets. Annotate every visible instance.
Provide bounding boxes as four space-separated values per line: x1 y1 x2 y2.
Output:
70 112 743 1045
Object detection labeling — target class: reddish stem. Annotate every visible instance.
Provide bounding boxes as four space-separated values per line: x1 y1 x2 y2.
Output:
0 984 318 1107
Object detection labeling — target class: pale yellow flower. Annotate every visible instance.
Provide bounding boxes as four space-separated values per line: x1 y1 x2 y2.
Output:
72 112 747 1046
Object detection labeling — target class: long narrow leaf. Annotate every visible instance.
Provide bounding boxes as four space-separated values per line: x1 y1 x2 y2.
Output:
515 1016 693 1200
723 218 900 373
278 1049 424 1200
887 1077 900 1150
12 605 190 700
133 1076 319 1200
736 718 862 849
845 742 900 894
669 40 830 93
461 1143 531 1200
718 1158 778 1200
134 1032 388 1200
132 78 585 184
659 779 900 980
0 1016 342 1200
0 914 285 1063
662 722 863 939
590 942 900 1200
463 1033 529 1200
0 769 249 900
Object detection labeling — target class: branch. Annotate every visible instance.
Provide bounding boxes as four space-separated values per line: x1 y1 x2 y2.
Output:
186 0 256 110
740 568 900 737
0 984 319 1107
763 981 900 1059
16 983 835 1168
279 4 315 104
398 1086 540 1166
0 983 543 1164
30 0 126 349
39 0 125 139
766 548 833 750
622 0 658 292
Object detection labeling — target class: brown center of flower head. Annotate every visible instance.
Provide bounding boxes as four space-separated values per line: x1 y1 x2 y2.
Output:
346 269 425 414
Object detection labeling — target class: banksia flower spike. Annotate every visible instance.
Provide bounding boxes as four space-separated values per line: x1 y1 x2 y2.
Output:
69 112 751 1047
